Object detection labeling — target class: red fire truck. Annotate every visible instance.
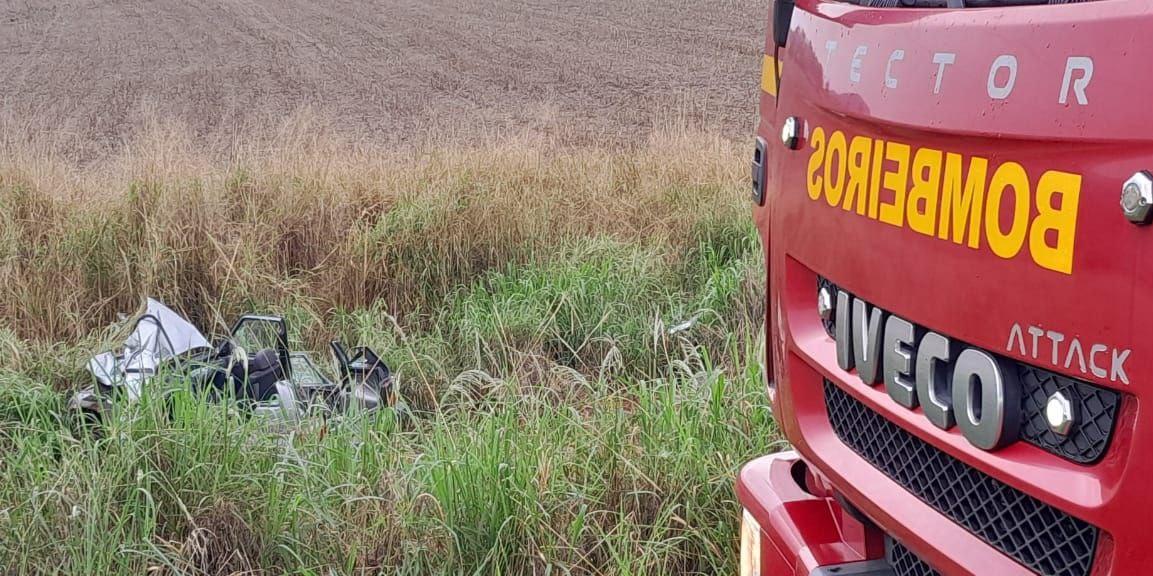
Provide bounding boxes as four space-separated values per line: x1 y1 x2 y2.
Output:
738 1 1148 574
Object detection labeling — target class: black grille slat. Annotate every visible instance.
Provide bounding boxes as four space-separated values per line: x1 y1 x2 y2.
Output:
887 538 940 576
825 381 1099 576
1019 365 1120 464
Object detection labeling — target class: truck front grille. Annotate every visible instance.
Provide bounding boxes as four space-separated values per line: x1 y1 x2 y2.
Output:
815 276 1121 465
887 538 939 576
824 380 1099 576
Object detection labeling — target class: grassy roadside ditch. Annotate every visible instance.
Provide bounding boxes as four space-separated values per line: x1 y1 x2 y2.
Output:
0 128 779 575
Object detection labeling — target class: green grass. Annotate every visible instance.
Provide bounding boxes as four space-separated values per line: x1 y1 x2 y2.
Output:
0 214 776 575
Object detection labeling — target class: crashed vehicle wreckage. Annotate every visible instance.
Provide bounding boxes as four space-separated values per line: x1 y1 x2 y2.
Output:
69 298 396 428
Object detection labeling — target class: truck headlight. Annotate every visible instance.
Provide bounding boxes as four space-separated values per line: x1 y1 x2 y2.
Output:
740 508 762 576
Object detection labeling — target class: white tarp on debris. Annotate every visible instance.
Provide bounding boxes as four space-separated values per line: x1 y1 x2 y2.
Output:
87 298 209 400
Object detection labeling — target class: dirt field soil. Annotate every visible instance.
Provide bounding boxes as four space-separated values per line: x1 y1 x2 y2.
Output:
0 0 763 156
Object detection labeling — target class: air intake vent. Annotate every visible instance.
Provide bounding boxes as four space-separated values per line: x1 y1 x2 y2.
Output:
824 381 1099 576
887 538 940 576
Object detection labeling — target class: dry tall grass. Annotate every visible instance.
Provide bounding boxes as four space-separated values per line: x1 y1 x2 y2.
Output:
0 117 771 575
0 116 747 344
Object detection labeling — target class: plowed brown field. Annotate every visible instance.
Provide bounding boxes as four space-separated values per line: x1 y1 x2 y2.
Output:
1 0 763 156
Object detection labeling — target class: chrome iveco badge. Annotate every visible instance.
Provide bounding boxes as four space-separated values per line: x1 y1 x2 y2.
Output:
835 290 1022 451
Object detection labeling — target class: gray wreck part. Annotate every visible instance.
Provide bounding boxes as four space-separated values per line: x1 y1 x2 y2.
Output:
251 381 304 426
87 298 211 401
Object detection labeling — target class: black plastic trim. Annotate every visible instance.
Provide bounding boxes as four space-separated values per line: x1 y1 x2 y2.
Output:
751 137 768 206
810 559 894 575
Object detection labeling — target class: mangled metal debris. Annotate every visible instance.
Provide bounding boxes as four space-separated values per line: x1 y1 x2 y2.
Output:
70 298 396 429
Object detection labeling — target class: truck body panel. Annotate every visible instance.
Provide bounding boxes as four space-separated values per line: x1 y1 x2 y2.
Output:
742 1 1152 574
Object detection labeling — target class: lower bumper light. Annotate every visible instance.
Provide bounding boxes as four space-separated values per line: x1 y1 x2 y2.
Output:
740 508 761 576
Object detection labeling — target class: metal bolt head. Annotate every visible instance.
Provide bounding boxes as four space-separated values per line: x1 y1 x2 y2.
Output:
1121 171 1153 224
817 286 834 321
1044 390 1077 437
780 117 800 150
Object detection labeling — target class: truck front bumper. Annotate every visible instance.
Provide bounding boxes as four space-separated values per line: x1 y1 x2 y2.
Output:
736 450 901 576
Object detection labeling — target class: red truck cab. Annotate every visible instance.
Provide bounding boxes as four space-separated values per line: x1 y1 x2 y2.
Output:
739 1 1152 574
